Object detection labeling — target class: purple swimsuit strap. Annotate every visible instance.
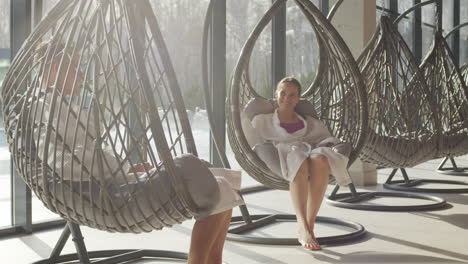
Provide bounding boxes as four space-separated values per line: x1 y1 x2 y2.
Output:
280 120 304 134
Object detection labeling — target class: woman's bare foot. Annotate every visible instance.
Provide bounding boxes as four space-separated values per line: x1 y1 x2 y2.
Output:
298 226 321 251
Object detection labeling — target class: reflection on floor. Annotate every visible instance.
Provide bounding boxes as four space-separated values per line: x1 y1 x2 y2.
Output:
0 156 467 264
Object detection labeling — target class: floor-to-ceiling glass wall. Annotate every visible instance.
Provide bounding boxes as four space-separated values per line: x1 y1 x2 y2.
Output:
285 0 320 91
28 0 65 225
460 1 468 64
0 0 11 230
376 0 464 66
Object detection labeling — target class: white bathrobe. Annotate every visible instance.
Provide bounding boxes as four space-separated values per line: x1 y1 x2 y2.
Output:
252 109 352 186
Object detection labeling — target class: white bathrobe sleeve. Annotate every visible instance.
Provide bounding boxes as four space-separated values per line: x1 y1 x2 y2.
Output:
251 112 352 186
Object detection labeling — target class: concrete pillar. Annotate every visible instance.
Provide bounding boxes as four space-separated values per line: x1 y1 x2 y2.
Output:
330 0 376 58
330 0 378 186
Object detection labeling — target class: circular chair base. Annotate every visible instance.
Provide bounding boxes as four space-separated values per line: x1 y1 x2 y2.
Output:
436 168 468 176
326 191 446 211
384 179 468 193
33 249 187 264
436 157 468 176
227 214 366 245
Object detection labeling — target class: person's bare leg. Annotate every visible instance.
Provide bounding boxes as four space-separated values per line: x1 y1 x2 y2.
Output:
188 210 232 264
290 159 315 250
208 209 232 264
306 154 331 250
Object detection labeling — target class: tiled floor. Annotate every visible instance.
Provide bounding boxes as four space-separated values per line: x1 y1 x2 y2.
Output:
1 156 468 263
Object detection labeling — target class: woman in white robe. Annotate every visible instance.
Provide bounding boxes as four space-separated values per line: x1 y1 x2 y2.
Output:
251 77 351 251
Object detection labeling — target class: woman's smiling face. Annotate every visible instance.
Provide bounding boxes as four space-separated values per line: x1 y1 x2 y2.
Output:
276 82 300 111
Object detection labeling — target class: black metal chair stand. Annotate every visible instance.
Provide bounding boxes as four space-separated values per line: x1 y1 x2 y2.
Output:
33 222 187 264
226 204 366 245
326 183 447 211
240 185 272 195
436 157 468 176
384 168 468 193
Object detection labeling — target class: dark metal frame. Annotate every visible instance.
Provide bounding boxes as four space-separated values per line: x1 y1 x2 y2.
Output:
450 0 460 66
384 168 468 193
271 0 286 93
209 0 227 167
0 219 65 237
437 157 468 176
326 183 447 211
10 0 33 234
32 222 187 264
413 0 423 63
228 214 365 245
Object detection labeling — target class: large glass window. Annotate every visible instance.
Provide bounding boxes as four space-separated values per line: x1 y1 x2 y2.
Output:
285 0 320 92
228 0 273 98
21 0 61 224
397 0 415 51
0 0 11 229
421 3 436 57
461 0 468 65
376 0 391 22
442 0 456 60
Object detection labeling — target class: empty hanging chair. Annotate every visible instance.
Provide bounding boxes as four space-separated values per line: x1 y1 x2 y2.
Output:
1 0 243 262
322 1 446 211
357 16 440 169
434 22 468 176
357 15 468 193
423 32 468 159
228 0 367 191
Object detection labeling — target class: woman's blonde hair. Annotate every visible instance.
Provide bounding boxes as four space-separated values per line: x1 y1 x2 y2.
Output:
275 76 302 97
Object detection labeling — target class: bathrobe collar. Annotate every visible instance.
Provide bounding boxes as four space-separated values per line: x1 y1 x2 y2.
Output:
273 109 308 138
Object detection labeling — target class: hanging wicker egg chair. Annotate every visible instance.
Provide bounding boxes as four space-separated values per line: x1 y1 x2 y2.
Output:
1 0 223 262
227 0 367 191
323 2 447 211
357 16 441 169
357 14 468 193
424 32 468 162
434 22 468 176
201 0 367 245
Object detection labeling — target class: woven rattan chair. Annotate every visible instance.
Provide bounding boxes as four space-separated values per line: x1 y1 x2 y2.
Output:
416 38 468 191
357 16 440 169
1 0 220 262
357 15 468 194
220 0 367 244
320 0 447 211
229 0 366 191
425 33 468 173
435 23 468 176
